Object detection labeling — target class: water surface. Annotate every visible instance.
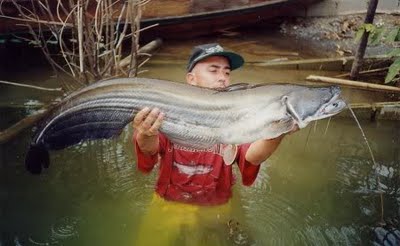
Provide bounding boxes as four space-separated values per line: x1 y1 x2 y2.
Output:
1 28 399 245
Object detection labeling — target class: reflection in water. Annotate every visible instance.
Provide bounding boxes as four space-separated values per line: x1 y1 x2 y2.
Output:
240 118 399 245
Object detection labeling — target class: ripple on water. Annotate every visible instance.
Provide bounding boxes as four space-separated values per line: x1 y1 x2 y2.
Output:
57 137 155 209
244 191 323 245
250 199 360 245
50 216 80 240
11 217 80 246
95 139 155 205
243 175 361 245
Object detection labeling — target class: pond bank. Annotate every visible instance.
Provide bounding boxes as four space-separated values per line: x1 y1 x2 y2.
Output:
280 13 400 57
0 12 399 124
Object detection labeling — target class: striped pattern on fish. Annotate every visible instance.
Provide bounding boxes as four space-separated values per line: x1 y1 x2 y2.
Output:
25 77 346 174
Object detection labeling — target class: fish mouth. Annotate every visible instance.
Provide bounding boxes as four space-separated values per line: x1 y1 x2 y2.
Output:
311 94 347 121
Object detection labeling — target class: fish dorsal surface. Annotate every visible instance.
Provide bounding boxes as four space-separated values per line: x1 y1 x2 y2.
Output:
214 83 252 92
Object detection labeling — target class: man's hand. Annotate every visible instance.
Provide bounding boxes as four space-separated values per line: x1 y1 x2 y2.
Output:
133 107 164 155
133 107 164 136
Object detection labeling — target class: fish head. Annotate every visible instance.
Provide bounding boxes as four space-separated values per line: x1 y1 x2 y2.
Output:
283 86 346 128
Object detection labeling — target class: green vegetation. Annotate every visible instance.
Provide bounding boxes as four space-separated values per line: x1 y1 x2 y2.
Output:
355 24 400 84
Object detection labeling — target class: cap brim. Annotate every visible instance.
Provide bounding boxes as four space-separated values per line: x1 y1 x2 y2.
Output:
190 51 244 71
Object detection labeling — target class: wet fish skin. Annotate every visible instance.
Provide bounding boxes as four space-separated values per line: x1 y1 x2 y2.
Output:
25 77 346 174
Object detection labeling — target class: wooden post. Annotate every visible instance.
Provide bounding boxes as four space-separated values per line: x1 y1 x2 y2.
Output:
350 0 379 80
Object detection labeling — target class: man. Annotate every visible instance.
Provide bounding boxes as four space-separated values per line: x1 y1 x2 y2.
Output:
132 43 295 244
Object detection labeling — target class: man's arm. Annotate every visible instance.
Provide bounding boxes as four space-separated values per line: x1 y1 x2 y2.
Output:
245 136 284 165
133 107 164 155
245 126 299 165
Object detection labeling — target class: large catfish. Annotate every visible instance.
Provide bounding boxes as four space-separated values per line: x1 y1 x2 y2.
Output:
25 78 346 174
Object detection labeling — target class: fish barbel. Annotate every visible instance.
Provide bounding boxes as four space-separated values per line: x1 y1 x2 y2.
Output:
25 77 346 174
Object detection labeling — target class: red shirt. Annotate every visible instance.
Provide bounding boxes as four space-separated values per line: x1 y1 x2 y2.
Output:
134 133 260 206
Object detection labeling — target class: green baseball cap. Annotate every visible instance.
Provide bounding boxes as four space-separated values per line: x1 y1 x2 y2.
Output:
187 43 244 72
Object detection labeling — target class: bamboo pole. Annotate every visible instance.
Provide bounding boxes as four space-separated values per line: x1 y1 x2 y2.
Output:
335 67 389 78
0 103 44 109
0 80 63 92
128 1 140 77
77 2 84 78
119 38 163 68
0 105 55 144
306 75 400 93
348 101 400 109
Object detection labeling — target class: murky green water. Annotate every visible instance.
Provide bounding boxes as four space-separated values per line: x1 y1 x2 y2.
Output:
1 28 399 245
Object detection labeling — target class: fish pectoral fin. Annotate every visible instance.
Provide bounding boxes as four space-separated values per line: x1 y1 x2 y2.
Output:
267 117 296 137
281 95 302 124
222 144 237 166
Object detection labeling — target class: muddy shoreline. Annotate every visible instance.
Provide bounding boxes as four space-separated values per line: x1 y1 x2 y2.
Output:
280 13 400 57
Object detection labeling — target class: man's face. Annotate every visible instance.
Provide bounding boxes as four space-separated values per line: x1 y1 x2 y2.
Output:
186 56 231 89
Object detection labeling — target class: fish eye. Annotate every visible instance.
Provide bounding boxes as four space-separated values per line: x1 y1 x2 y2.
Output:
333 103 338 107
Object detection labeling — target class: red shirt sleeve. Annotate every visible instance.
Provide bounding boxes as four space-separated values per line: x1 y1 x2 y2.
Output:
236 143 261 186
133 133 168 173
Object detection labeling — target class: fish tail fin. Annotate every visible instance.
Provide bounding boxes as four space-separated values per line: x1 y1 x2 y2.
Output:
25 144 49 174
